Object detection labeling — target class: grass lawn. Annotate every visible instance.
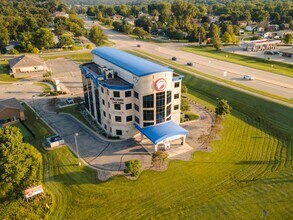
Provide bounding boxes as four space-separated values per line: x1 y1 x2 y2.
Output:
42 52 92 63
0 60 19 83
34 82 52 93
182 46 293 78
11 122 34 142
182 111 199 120
56 105 94 130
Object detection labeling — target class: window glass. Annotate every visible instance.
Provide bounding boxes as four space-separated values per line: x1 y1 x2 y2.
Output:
114 104 121 110
174 82 180 88
167 91 172 104
135 116 140 124
116 130 122 135
166 104 171 116
156 92 165 107
126 115 133 122
134 91 139 99
143 122 154 127
143 94 154 108
113 91 120 97
135 104 139 112
174 93 179 99
125 91 132 97
115 116 122 122
126 103 132 110
143 110 154 121
174 105 179 110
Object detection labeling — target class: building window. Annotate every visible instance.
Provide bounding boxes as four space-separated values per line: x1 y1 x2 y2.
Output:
174 93 179 99
102 99 105 105
135 116 140 124
103 111 106 117
126 103 132 110
115 116 122 122
113 91 120 97
135 104 139 112
110 127 112 132
104 124 107 130
125 91 132 97
108 102 110 108
143 122 154 127
156 92 165 107
166 104 171 116
167 91 172 104
143 110 154 121
166 116 171 121
174 82 180 88
156 106 165 124
143 94 154 108
114 104 121 110
174 105 179 110
116 130 122 135
109 114 111 120
107 89 109 95
134 91 139 99
126 115 133 122
101 87 104 93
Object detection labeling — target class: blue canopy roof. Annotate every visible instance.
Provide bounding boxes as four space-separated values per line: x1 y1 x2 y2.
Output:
134 121 188 145
91 47 172 77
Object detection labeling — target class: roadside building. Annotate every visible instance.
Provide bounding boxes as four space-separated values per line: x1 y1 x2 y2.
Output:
243 39 281 52
280 48 293 58
9 55 47 78
80 47 188 150
0 98 25 127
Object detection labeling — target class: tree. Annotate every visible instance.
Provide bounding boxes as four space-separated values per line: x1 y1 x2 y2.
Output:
34 28 54 49
210 23 220 38
122 23 133 35
0 127 42 197
0 25 10 49
10 48 19 54
124 160 141 177
283 33 293 44
133 27 149 39
58 34 74 47
215 99 232 116
221 32 232 44
152 151 168 168
181 97 190 111
231 34 239 44
89 26 107 46
181 85 188 93
212 37 222 50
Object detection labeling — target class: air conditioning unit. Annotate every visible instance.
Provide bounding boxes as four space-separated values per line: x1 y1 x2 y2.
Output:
105 69 114 79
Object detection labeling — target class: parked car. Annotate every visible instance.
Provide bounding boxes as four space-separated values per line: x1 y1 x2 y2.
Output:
264 51 274 55
172 57 177 61
137 44 141 47
66 98 74 104
187 62 193 66
272 51 282 55
243 75 254 80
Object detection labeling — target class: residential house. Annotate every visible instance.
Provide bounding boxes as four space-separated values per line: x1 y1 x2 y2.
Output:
9 55 47 78
123 17 135 26
53 11 69 18
258 31 274 39
110 14 124 21
257 27 265 32
275 30 293 39
0 98 26 127
245 26 254 32
267 24 279 31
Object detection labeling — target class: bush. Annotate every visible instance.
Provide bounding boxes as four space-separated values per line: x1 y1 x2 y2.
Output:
152 151 168 169
124 160 141 177
49 91 58 96
10 48 19 54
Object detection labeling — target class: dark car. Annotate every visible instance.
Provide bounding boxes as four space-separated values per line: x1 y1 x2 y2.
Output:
187 62 193 66
172 57 177 61
137 44 141 47
264 51 274 55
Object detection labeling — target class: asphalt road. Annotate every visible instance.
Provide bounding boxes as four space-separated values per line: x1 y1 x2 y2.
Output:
82 17 293 101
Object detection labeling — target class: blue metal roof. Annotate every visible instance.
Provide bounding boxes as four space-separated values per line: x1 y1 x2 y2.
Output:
134 121 188 145
91 47 173 77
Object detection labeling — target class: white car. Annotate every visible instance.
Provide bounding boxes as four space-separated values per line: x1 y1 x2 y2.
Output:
243 75 254 80
66 98 74 104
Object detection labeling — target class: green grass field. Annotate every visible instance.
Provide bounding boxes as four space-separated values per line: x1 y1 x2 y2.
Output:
0 60 19 83
42 52 92 63
182 46 293 78
12 122 33 142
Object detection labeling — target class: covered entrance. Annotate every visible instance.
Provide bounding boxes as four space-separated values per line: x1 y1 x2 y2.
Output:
134 121 188 152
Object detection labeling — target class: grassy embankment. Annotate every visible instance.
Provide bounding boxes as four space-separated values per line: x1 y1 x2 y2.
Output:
0 60 19 83
2 51 293 219
182 46 293 78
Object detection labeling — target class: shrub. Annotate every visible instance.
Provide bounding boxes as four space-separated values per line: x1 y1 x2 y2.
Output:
10 48 19 54
152 151 168 169
49 91 58 96
124 160 141 177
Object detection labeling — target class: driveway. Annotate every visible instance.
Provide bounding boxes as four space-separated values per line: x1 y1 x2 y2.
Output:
32 97 151 171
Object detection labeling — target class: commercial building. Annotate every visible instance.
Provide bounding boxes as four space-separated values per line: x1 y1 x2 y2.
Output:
9 55 47 78
0 98 26 127
80 47 188 150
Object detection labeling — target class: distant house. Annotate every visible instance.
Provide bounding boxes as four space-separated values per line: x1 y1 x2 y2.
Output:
275 30 293 39
258 31 274 39
267 24 279 31
53 11 69 18
283 23 290 29
9 55 47 78
123 17 135 26
238 21 248 28
4 40 21 53
209 16 219 23
245 26 254 32
0 98 26 128
110 14 123 21
257 27 265 32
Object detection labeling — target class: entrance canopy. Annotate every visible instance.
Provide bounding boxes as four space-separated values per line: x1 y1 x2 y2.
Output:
134 121 188 145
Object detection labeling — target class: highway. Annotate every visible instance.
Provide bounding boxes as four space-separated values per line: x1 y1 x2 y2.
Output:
84 18 293 101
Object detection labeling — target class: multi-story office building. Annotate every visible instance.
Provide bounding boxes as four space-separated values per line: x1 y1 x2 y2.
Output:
80 47 188 149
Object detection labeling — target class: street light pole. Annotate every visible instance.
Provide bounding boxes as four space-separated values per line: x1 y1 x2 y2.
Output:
74 133 81 166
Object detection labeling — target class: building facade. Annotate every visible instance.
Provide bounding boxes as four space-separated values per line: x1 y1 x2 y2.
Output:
80 47 185 141
0 98 26 128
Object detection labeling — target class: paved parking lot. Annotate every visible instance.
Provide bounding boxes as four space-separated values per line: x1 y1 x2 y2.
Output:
46 58 83 96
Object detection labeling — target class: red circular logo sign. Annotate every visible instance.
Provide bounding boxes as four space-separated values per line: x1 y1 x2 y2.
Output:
155 78 166 91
